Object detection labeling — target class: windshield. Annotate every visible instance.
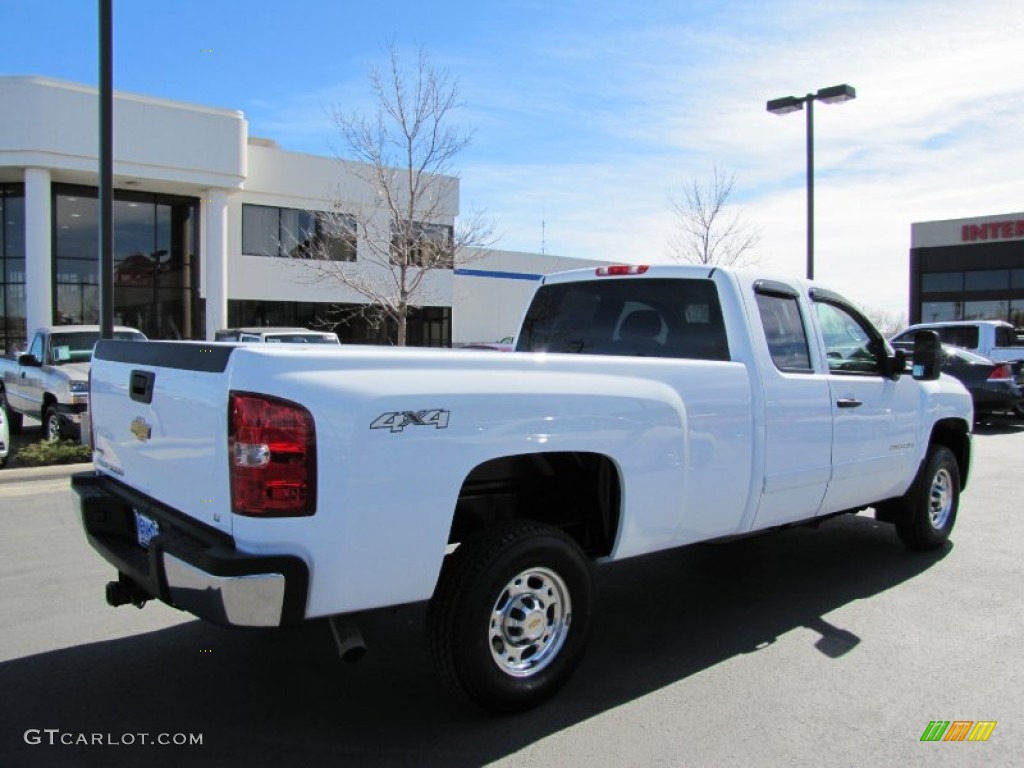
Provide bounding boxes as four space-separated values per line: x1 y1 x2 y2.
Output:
48 330 146 364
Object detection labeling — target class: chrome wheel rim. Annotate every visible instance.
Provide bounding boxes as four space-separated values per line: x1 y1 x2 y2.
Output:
489 567 571 678
928 467 953 530
46 414 61 442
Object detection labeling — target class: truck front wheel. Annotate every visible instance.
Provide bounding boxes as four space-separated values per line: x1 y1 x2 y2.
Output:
895 445 960 550
428 520 593 713
43 405 64 442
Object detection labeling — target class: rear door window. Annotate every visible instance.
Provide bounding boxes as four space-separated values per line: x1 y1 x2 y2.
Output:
936 325 979 348
755 292 812 372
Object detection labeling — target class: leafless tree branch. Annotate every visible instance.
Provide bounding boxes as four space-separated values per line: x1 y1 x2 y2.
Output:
290 42 496 345
668 165 761 268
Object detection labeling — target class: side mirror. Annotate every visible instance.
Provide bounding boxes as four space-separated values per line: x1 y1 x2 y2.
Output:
911 331 942 381
17 353 42 367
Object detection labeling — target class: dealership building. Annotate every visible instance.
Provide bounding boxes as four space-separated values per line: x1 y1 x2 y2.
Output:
909 213 1024 326
0 76 601 354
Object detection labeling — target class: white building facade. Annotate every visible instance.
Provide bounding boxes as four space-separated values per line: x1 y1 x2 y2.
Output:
0 76 601 352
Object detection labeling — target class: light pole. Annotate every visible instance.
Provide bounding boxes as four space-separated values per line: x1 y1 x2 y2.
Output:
766 84 856 281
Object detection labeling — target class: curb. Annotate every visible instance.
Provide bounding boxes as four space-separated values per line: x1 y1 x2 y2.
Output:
0 462 93 484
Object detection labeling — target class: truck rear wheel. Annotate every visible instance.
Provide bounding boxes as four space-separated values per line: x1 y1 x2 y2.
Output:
428 520 593 713
895 445 960 550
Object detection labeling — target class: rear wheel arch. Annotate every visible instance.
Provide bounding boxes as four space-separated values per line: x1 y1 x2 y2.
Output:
448 451 622 559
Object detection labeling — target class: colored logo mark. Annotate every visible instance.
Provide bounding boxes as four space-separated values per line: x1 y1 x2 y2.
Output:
920 721 997 742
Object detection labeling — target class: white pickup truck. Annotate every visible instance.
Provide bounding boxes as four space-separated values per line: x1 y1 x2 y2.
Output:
0 325 146 441
72 265 973 712
891 319 1024 365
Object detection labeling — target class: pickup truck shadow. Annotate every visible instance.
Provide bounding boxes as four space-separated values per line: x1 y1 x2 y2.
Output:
973 414 1024 435
0 514 944 767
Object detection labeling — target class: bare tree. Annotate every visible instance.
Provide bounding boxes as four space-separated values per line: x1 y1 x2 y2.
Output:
861 306 907 339
668 166 760 267
292 43 496 345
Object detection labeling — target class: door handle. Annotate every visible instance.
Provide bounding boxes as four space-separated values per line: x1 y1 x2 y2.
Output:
836 398 862 409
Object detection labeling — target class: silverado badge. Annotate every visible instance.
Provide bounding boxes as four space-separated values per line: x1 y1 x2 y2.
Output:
130 417 152 442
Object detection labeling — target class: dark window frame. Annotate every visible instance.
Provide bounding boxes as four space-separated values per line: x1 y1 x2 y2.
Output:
241 204 357 262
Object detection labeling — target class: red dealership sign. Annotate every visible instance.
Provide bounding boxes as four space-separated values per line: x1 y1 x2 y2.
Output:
961 220 1024 241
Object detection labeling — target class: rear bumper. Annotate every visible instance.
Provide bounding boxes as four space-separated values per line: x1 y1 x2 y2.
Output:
71 471 309 627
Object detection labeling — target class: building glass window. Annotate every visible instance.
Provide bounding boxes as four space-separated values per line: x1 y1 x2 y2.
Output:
963 300 1008 321
1010 300 1024 327
241 204 278 257
390 221 454 268
226 298 451 347
53 185 198 339
242 204 356 261
921 272 964 293
0 184 27 353
1011 269 1024 290
921 301 961 322
964 270 1010 291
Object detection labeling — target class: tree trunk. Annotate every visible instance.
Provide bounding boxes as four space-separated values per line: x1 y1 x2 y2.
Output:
397 300 408 346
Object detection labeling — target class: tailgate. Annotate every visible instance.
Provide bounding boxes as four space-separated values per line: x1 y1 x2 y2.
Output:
89 340 235 535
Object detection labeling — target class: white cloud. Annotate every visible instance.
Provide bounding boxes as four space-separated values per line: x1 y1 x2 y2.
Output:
252 0 1024 315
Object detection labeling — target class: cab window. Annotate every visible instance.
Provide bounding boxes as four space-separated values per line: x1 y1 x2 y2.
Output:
814 301 882 375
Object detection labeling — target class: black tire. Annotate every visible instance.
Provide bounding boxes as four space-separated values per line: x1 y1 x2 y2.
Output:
0 388 22 434
43 404 64 442
1013 402 1024 420
428 520 593 713
895 445 960 550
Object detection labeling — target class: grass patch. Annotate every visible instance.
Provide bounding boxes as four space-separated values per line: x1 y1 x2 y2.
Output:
15 440 92 467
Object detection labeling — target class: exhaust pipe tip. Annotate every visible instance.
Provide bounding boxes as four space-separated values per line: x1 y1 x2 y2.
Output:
328 617 367 663
105 578 150 608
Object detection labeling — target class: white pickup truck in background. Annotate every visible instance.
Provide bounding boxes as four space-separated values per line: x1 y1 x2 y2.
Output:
0 325 146 442
72 265 973 712
892 319 1024 366
213 327 341 344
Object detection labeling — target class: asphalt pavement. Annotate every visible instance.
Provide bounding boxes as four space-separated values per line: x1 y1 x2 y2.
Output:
0 418 1022 767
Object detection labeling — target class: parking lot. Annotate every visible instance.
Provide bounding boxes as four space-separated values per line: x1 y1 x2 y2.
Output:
1 419 1022 767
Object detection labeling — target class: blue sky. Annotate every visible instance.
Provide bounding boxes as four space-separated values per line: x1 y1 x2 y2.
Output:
4 0 1024 315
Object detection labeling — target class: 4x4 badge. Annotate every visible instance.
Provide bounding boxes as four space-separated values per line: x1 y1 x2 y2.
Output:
130 417 152 442
370 409 450 433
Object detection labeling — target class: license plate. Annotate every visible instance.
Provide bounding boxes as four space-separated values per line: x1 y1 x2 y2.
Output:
134 510 160 549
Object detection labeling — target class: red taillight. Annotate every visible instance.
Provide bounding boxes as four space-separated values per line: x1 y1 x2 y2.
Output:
229 392 316 517
596 264 649 276
988 364 1013 382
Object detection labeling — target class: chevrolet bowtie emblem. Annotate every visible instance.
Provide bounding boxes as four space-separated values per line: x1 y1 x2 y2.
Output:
130 417 152 442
